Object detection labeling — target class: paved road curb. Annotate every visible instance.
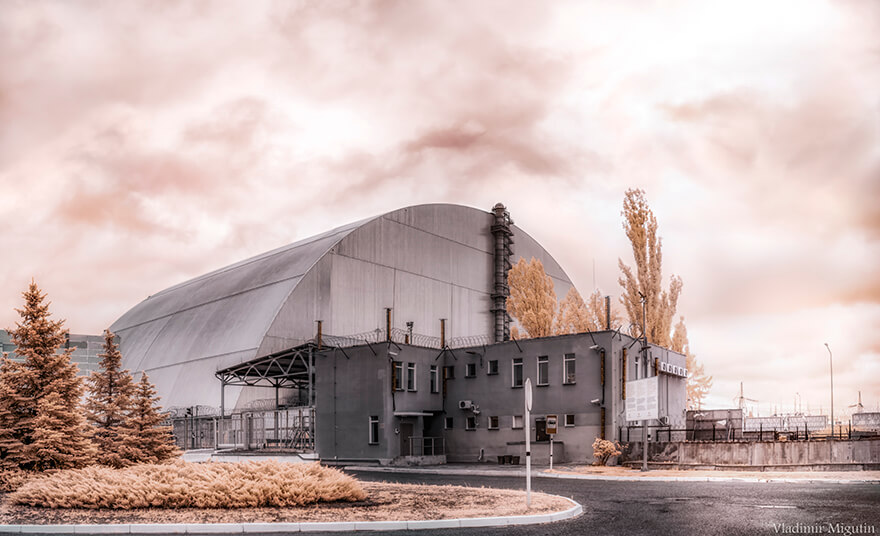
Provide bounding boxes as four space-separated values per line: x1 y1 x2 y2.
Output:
345 465 880 484
0 497 582 534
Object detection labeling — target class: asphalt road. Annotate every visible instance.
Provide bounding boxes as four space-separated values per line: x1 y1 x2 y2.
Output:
334 470 880 536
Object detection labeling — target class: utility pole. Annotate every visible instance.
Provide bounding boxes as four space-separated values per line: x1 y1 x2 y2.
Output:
825 343 834 439
639 291 648 472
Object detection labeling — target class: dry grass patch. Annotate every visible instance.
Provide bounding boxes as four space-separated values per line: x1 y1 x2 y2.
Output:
0 481 572 525
9 460 365 509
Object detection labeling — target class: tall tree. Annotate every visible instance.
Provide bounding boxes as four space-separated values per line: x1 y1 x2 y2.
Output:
6 281 94 470
671 316 713 410
507 257 557 338
556 288 624 334
618 189 683 347
0 357 25 471
118 373 179 464
85 330 136 468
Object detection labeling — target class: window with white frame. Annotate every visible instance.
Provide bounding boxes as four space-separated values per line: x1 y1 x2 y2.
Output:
406 362 416 391
537 355 549 386
466 416 476 430
563 353 576 384
512 415 524 429
466 362 476 378
564 414 575 427
488 360 499 375
512 358 523 388
369 416 379 444
430 365 439 393
488 416 499 430
393 361 403 391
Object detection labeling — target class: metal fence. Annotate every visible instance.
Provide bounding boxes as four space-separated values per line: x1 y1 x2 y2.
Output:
620 421 872 443
170 406 315 451
409 436 445 456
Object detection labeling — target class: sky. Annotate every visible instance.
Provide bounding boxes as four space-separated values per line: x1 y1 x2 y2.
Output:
1 0 878 417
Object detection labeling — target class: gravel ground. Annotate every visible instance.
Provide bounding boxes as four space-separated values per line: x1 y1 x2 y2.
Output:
0 482 570 525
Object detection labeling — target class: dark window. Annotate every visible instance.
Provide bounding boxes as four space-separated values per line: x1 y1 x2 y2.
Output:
512 358 523 388
563 353 576 384
445 417 453 429
444 365 455 379
487 360 499 375
537 355 549 386
393 361 403 391
369 416 379 444
488 416 499 430
466 416 476 430
466 363 476 377
564 414 575 427
430 365 439 393
406 362 416 391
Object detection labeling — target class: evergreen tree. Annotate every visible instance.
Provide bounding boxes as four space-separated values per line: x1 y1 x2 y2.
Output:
118 373 179 464
85 330 136 468
7 281 95 470
0 356 25 471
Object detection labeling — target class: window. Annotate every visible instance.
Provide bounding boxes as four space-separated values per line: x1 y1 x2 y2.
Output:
466 362 476 378
406 363 416 391
466 416 476 430
430 365 439 393
444 365 455 379
487 360 499 375
564 414 575 427
488 416 499 430
563 353 576 384
512 358 523 388
392 361 403 391
512 415 524 429
445 417 454 429
369 416 379 444
537 355 549 386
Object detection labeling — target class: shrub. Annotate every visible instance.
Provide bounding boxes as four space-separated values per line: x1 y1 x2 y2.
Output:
592 438 622 466
0 467 33 492
9 460 366 509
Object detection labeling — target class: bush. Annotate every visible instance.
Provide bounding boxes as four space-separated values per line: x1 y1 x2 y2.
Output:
9 460 366 509
592 438 622 466
0 467 33 492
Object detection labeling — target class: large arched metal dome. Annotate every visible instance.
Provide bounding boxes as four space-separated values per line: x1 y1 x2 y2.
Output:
111 203 574 410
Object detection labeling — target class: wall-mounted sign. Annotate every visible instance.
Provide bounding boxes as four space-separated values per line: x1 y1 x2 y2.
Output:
659 361 688 378
625 376 659 422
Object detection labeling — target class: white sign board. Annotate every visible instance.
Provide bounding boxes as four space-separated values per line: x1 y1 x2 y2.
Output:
626 376 659 422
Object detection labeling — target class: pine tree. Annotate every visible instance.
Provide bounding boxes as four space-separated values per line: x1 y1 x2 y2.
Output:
118 373 179 464
618 189 683 347
0 356 25 471
507 257 557 338
7 281 95 470
85 330 136 468
671 316 713 410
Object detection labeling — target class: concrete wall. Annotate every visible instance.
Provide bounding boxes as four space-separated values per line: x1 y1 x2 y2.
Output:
623 439 880 468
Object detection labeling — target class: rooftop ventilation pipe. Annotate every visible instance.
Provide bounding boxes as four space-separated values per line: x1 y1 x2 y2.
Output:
490 203 514 342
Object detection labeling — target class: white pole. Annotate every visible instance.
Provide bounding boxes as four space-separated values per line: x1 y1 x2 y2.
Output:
524 378 532 508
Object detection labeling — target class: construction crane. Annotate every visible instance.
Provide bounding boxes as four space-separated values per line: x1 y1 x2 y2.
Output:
733 382 758 413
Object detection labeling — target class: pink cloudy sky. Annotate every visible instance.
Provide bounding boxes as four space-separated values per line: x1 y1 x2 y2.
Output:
2 1 878 416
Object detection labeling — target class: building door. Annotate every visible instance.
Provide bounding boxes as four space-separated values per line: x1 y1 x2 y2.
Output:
399 422 414 456
535 418 549 442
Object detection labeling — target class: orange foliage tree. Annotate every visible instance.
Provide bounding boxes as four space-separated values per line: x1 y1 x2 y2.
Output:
671 316 713 410
506 257 557 338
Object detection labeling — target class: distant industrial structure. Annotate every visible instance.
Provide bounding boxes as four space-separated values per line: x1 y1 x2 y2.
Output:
0 330 104 377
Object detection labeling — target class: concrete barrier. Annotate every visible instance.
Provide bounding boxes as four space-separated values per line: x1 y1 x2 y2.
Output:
622 439 880 470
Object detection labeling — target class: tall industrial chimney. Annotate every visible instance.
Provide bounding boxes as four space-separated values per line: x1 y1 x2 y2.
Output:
490 203 514 342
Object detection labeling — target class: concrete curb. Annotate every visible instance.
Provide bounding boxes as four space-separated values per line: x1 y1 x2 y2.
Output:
0 497 583 534
344 465 880 484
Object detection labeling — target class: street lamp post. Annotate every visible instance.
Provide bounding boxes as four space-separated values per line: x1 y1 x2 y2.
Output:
825 343 833 439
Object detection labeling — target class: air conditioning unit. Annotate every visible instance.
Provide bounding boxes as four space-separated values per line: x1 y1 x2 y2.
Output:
659 416 669 425
459 400 474 410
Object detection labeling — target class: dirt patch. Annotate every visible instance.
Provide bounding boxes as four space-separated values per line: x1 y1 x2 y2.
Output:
0 482 572 525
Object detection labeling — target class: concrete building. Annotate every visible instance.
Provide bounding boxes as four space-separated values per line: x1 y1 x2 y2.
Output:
110 202 687 463
0 329 104 377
